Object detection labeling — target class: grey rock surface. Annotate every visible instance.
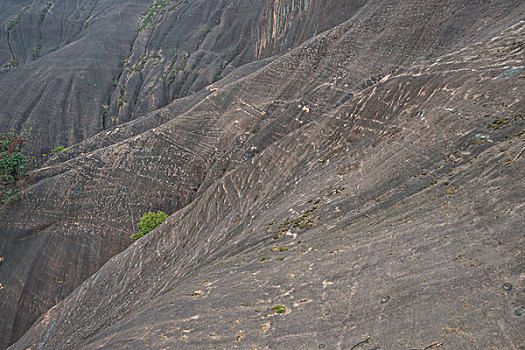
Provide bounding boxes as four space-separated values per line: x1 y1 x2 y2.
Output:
0 0 363 155
0 0 524 349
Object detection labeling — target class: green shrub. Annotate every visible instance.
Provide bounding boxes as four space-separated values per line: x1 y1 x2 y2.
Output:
0 152 26 182
130 210 168 241
273 305 286 314
0 132 27 182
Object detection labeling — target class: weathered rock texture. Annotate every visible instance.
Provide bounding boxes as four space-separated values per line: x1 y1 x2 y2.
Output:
1 0 524 349
0 0 364 155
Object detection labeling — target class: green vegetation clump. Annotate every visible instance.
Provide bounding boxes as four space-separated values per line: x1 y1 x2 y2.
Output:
7 6 31 31
2 58 19 70
51 146 68 153
139 0 169 32
167 56 188 84
32 44 42 59
271 206 319 239
0 152 26 182
0 132 27 182
118 86 127 107
488 117 509 129
40 2 53 22
273 305 286 314
0 132 27 204
1 187 20 204
285 207 318 229
270 246 288 252
130 210 168 241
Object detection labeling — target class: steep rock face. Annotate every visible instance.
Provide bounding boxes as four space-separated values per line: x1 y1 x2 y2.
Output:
0 0 150 154
111 0 367 124
0 0 363 156
11 15 525 350
1 0 524 349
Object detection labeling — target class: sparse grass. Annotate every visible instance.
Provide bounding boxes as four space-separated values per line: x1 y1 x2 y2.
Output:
40 2 53 22
468 136 488 145
270 246 289 252
2 58 18 70
488 117 509 129
167 56 188 83
270 206 320 240
138 0 171 32
118 86 127 107
51 146 68 153
32 44 42 59
130 52 161 72
445 187 457 195
7 6 31 31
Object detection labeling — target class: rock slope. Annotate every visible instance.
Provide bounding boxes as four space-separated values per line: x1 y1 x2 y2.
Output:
1 0 524 349
0 0 362 155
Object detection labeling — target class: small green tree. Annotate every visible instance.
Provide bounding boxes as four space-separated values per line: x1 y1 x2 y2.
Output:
130 210 168 241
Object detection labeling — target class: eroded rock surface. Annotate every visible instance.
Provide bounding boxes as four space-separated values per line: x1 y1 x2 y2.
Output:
0 0 363 155
1 0 524 349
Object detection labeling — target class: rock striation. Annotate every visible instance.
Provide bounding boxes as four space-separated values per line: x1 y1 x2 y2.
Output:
0 0 524 349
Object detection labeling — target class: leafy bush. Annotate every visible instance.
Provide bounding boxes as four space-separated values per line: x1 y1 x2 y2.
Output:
130 210 168 241
0 132 27 182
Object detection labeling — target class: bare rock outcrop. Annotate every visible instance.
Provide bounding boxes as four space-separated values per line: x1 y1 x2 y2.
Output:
1 0 524 349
